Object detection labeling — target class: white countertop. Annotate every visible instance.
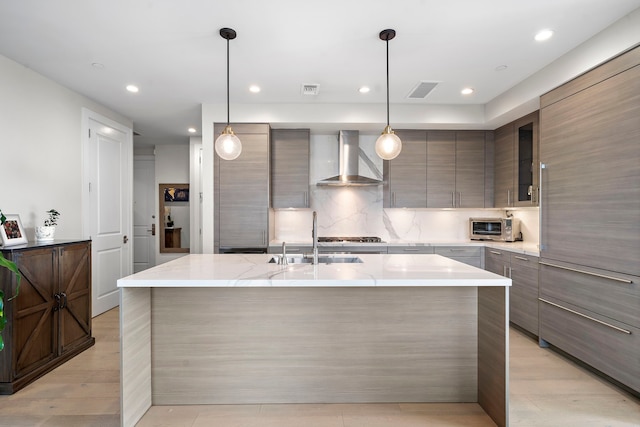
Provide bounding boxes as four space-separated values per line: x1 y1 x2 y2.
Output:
117 253 511 288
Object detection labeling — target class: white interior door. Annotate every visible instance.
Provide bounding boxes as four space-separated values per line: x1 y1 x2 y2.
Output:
133 156 156 272
83 110 132 316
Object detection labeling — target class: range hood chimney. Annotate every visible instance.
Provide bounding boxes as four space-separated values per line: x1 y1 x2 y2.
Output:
316 130 382 187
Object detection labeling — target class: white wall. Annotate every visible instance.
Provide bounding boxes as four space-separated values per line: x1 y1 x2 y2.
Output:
154 144 190 264
0 54 132 240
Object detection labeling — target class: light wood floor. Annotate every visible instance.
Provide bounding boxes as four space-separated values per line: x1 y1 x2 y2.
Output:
0 308 638 426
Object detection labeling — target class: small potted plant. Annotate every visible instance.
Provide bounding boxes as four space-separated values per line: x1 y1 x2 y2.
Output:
35 209 60 242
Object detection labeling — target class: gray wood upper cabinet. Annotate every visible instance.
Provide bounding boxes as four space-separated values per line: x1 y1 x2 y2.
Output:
427 131 488 208
455 131 488 208
426 131 455 208
271 129 310 209
384 130 427 208
494 111 539 207
384 130 490 209
214 123 272 251
539 52 640 275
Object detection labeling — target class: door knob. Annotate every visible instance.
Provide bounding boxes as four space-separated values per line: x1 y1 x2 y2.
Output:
123 235 129 244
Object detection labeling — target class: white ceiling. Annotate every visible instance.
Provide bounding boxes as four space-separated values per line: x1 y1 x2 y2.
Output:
1 0 639 145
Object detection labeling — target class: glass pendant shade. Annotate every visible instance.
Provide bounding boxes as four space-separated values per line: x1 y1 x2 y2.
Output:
215 125 242 160
375 125 402 160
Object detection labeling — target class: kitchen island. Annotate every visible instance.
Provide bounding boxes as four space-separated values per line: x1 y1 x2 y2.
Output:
118 254 511 427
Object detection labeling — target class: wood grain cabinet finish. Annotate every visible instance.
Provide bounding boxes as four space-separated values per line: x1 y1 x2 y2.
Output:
485 248 539 336
427 131 489 208
387 246 434 254
271 129 310 209
384 130 490 209
434 246 483 268
0 241 94 394
540 58 640 275
494 111 539 208
214 123 273 250
538 46 640 394
539 299 640 393
384 130 427 208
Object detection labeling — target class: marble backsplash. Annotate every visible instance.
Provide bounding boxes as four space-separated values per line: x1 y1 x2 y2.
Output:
274 132 539 245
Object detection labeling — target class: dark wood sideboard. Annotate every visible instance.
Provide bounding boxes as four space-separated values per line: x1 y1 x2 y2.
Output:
0 240 95 394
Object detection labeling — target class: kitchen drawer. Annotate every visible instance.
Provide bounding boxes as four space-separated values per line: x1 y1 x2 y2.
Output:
434 246 482 258
510 263 539 335
509 253 539 270
447 256 482 269
539 298 640 393
540 261 639 328
387 246 434 254
268 245 311 254
485 248 509 276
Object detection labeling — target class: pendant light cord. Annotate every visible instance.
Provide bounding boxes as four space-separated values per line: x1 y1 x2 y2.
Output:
385 37 390 127
226 36 230 126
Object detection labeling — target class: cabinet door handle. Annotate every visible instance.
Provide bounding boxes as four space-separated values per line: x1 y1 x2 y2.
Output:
539 298 632 335
490 250 502 255
507 189 511 206
514 256 529 261
60 292 67 310
457 192 462 208
539 162 546 249
403 248 420 252
448 249 465 252
53 293 61 311
451 192 455 208
539 261 633 284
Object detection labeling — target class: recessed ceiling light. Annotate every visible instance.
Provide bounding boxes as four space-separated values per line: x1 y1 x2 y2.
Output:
249 85 261 93
535 29 554 42
461 87 474 95
188 127 197 133
495 65 508 71
91 62 104 69
126 84 139 93
359 86 371 94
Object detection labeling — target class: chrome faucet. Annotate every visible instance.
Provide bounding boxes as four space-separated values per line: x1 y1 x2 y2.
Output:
278 241 288 265
312 211 318 265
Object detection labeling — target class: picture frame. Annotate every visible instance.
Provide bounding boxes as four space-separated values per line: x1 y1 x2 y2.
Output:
0 214 28 247
164 187 189 202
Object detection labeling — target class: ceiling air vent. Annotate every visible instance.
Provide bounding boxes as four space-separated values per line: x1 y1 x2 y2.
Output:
301 84 320 96
407 81 439 99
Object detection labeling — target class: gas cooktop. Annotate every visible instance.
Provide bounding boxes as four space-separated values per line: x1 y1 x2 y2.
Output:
318 237 384 243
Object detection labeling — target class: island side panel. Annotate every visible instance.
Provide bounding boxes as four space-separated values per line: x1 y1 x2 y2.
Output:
120 287 152 427
477 286 509 427
151 286 478 404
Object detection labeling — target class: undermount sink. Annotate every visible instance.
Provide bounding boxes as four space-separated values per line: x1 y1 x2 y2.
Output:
268 255 363 264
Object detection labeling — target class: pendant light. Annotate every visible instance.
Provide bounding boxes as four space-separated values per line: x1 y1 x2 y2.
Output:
215 27 242 161
375 29 402 161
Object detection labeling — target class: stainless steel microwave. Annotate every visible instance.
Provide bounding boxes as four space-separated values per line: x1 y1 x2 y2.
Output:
469 217 521 242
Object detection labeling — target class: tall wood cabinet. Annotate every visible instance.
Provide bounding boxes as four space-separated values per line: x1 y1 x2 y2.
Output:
0 240 94 394
214 123 274 251
271 129 310 209
539 46 640 393
494 111 539 207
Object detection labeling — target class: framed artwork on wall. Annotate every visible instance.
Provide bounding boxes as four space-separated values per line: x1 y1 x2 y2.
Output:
0 214 28 247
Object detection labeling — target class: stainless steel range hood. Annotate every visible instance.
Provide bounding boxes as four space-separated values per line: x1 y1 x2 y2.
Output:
316 130 382 186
